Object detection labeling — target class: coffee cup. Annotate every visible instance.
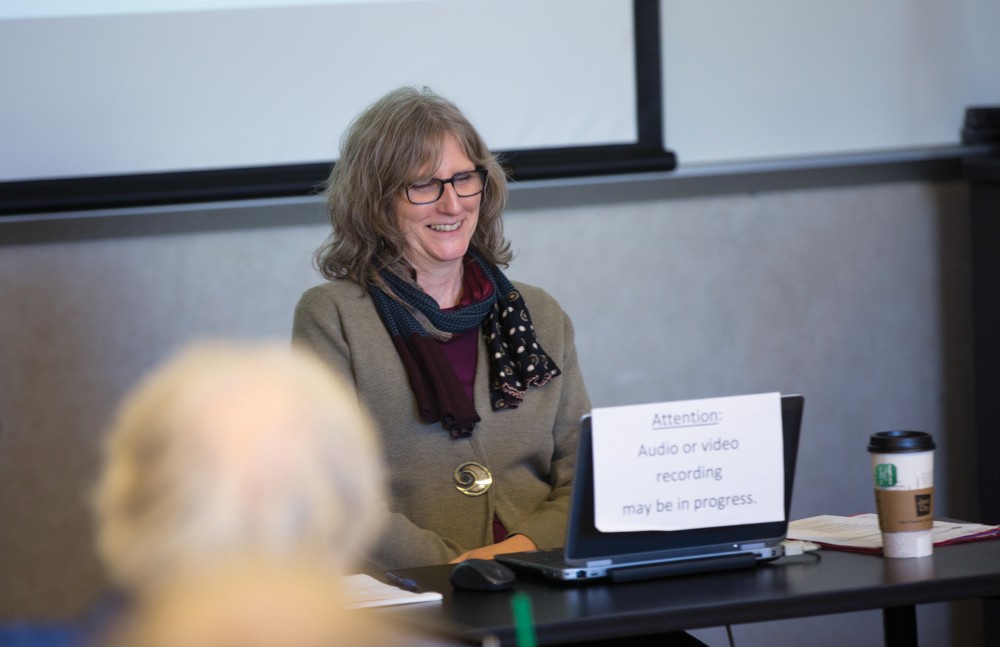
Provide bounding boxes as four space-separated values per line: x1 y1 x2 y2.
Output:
867 430 935 558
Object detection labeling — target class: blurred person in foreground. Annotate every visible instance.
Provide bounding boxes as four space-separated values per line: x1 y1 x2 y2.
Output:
293 86 592 571
85 341 388 642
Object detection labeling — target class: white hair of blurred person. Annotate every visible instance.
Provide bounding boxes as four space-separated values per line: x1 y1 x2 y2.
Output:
93 341 386 592
106 556 410 647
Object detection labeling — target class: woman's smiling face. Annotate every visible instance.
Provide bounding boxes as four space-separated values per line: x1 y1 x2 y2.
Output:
395 133 480 276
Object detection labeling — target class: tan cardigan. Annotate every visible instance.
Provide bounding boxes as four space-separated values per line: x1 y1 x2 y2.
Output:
292 278 591 571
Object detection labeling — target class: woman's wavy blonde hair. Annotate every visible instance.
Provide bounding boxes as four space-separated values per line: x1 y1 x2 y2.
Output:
92 341 385 591
316 86 512 286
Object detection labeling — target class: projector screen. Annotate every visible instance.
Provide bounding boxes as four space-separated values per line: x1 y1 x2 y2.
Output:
0 0 673 216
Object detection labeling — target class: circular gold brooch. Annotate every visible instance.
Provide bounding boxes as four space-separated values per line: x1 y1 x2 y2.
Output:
453 462 493 496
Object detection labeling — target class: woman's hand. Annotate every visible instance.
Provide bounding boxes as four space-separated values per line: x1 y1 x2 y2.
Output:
449 534 537 563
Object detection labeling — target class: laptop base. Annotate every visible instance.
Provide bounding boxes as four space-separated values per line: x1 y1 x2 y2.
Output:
607 551 758 583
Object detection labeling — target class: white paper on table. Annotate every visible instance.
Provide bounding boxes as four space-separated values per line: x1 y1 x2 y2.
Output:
788 513 1000 550
340 574 442 609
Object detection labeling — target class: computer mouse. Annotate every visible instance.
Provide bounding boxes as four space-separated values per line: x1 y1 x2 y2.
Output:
450 558 516 591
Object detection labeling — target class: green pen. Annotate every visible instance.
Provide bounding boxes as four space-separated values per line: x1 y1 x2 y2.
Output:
511 591 537 647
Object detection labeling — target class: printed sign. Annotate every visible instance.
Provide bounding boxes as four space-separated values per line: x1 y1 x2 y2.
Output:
591 392 785 532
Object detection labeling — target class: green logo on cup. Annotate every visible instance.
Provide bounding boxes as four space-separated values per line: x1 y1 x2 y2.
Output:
875 464 897 487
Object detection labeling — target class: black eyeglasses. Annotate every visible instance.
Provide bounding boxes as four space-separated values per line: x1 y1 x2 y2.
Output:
404 169 487 205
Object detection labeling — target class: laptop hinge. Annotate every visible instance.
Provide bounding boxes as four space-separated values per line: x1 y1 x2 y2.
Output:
607 552 758 583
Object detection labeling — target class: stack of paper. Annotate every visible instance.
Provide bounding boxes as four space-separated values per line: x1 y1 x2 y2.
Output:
788 513 1000 554
340 574 443 608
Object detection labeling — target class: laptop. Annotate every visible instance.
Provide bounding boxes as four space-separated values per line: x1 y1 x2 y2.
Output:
496 394 804 583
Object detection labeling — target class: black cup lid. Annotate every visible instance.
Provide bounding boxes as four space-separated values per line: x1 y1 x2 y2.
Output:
867 430 936 453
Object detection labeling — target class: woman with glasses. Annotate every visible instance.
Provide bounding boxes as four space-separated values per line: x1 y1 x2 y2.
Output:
292 86 591 571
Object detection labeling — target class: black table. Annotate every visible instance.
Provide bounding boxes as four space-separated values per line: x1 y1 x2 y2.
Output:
383 540 1000 646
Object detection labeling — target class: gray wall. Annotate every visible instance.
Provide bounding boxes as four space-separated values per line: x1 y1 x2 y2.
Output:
0 176 979 645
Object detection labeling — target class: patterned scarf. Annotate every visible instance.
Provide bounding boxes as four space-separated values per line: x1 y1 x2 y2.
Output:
368 250 560 438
